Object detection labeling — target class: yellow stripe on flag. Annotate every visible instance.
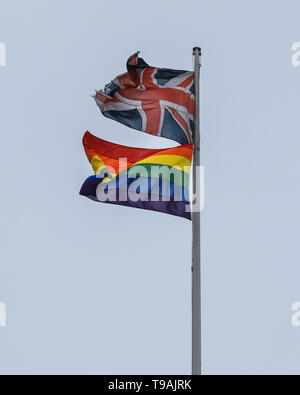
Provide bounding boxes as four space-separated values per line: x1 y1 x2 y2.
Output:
134 155 191 173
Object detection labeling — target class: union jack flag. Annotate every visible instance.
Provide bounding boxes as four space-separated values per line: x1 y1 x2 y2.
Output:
94 52 195 145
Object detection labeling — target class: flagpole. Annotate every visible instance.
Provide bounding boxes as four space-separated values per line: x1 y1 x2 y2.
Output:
192 46 201 375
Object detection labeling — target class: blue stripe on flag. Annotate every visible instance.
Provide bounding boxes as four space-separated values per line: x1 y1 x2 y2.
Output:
103 109 142 131
160 109 189 145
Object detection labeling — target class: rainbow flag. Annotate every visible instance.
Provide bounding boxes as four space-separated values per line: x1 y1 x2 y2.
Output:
80 131 192 220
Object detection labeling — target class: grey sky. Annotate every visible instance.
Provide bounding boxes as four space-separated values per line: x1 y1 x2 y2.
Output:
0 0 300 374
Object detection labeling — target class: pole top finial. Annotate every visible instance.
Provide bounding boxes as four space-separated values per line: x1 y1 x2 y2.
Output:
193 47 201 55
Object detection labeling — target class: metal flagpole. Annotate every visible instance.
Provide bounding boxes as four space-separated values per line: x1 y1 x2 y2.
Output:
192 47 201 375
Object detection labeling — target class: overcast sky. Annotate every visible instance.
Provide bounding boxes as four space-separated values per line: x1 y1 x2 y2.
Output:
1 0 300 374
